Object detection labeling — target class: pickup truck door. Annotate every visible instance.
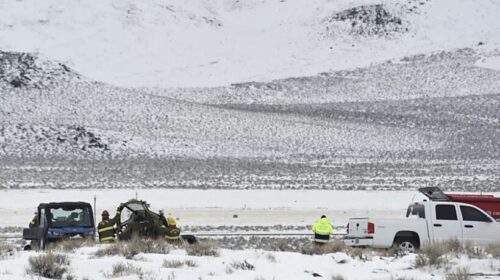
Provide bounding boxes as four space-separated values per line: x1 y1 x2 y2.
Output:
431 204 463 242
459 205 499 245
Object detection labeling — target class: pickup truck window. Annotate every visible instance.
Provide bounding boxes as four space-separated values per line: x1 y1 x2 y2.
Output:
436 205 458 220
460 206 492 222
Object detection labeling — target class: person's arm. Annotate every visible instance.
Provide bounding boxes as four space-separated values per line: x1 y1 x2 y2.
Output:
111 204 124 225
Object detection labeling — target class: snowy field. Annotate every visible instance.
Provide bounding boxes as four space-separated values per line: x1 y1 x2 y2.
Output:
1 245 500 280
1 190 500 280
0 189 425 228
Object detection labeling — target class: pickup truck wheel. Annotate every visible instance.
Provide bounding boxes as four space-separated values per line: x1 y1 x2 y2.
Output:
394 238 418 254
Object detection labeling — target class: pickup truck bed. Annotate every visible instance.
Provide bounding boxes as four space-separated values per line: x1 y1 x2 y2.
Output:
344 217 428 249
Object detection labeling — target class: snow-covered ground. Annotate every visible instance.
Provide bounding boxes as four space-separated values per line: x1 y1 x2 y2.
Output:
1 0 500 87
1 50 499 191
1 189 500 280
2 245 500 280
0 189 426 228
1 1 500 278
1 189 498 230
477 55 500 71
1 1 500 192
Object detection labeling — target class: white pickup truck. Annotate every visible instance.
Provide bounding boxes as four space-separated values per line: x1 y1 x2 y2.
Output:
344 189 500 252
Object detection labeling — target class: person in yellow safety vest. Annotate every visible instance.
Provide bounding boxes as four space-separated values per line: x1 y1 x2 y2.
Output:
97 206 122 243
163 215 181 242
312 215 334 244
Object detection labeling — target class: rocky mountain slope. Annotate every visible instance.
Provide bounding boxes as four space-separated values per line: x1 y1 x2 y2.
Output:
0 1 499 190
1 48 499 190
1 0 500 87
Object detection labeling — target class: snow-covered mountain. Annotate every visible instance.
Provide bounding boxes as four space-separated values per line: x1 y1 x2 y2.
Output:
1 49 499 190
1 0 500 87
0 1 499 190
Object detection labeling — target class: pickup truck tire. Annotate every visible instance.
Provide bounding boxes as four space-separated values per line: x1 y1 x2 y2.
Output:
394 237 418 254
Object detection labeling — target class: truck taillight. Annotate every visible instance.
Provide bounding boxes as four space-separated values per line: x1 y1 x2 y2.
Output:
367 222 375 234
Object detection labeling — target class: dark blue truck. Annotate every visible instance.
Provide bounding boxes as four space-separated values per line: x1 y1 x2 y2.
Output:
23 202 95 250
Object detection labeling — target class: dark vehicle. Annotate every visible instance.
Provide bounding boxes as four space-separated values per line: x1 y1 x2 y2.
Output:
117 199 197 244
23 202 95 250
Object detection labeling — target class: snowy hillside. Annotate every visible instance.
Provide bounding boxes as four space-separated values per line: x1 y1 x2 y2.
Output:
1 51 499 190
1 47 499 190
1 1 500 191
164 49 500 104
1 0 500 87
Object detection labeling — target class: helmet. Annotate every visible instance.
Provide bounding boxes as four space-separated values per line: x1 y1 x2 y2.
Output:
166 216 176 226
102 210 110 217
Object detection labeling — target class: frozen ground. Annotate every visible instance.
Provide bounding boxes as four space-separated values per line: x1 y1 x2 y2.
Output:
0 189 426 229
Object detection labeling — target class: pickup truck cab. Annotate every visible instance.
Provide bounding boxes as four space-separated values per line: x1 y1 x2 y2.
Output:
344 199 500 252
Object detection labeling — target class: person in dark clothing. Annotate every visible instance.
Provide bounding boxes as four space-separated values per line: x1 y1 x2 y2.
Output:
97 206 122 243
159 210 167 226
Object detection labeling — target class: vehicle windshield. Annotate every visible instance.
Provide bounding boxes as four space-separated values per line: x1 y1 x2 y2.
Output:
48 206 92 228
120 203 146 224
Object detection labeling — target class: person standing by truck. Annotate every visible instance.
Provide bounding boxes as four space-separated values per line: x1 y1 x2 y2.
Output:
98 205 122 243
312 215 334 244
